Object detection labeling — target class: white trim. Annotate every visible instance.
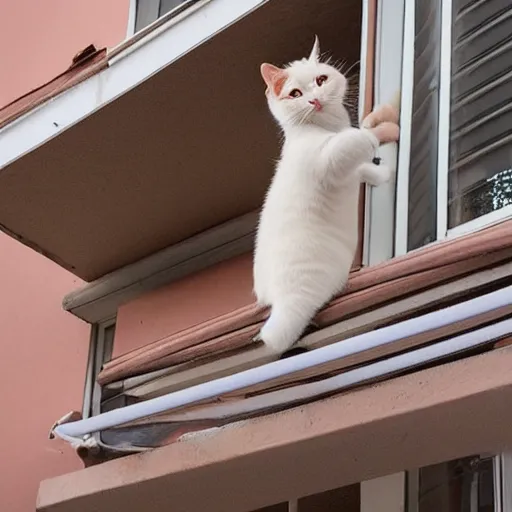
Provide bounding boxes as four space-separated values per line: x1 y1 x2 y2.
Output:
494 455 503 512
361 473 406 512
287 499 298 512
502 452 512 512
119 261 512 400
359 0 370 266
91 320 117 417
357 0 370 125
470 470 479 512
82 325 100 419
435 0 453 241
365 0 405 266
63 211 257 323
0 0 268 169
394 0 415 256
447 204 512 238
126 0 138 38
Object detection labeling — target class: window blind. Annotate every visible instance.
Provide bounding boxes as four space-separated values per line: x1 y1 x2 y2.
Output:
449 0 512 227
408 0 442 250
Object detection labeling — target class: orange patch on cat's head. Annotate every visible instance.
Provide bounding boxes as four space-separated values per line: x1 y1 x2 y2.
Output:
260 63 288 97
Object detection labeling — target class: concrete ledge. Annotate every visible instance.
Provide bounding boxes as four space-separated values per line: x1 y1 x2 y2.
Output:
38 347 512 512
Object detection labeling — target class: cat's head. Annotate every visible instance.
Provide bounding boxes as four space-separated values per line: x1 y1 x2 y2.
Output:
260 36 351 131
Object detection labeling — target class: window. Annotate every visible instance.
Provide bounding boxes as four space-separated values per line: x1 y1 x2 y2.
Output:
130 0 190 34
250 484 360 512
398 0 512 252
448 0 512 231
82 321 116 420
407 454 512 512
407 0 442 251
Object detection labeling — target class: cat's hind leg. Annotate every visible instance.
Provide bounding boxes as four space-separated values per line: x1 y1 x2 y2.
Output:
257 300 316 353
255 282 335 354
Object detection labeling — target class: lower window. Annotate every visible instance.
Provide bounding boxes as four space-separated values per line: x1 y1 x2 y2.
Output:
409 454 504 512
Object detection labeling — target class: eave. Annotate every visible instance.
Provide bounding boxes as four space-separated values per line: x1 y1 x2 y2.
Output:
0 0 362 281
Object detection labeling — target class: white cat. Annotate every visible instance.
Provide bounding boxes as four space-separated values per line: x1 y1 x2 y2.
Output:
253 36 400 353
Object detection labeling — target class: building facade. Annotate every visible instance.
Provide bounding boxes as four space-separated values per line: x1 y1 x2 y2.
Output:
0 1 511 511
0 2 128 511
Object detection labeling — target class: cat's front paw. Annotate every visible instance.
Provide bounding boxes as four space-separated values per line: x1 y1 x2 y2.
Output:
372 163 394 185
371 121 400 145
362 103 399 128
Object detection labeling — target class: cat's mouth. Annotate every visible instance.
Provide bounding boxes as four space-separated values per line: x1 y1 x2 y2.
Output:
308 99 323 112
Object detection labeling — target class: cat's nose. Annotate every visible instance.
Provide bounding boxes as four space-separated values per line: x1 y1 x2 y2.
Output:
308 99 322 111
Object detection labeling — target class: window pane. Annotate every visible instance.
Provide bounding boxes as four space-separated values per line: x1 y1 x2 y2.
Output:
159 0 188 17
448 1 512 228
407 0 442 250
416 455 495 512
134 0 189 32
134 0 159 32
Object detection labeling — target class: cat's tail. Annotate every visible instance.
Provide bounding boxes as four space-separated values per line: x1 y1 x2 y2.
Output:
256 298 320 354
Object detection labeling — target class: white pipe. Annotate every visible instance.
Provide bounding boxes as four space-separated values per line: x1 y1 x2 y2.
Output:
54 286 511 439
147 318 512 423
71 318 512 452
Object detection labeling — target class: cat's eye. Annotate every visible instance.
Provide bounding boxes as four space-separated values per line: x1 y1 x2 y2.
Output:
289 89 302 98
316 75 328 86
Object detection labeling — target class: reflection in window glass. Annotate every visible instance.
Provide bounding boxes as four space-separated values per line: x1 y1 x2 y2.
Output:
448 1 512 228
407 0 442 251
159 0 188 17
134 0 189 33
417 455 495 512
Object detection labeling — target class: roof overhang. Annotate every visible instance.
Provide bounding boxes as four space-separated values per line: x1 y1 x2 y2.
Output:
37 347 512 512
0 0 362 281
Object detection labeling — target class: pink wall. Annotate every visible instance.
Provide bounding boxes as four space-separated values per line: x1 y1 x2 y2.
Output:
0 1 129 511
114 253 254 357
0 0 130 108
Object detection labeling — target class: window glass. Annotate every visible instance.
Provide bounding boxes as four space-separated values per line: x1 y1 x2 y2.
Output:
448 0 512 228
159 0 188 17
135 0 189 32
407 0 442 250
415 455 495 512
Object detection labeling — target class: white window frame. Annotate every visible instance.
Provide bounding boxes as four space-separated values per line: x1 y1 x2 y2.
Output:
393 0 512 256
363 0 406 265
126 0 197 37
501 452 512 512
126 0 138 38
393 0 415 257
405 453 512 512
82 319 116 419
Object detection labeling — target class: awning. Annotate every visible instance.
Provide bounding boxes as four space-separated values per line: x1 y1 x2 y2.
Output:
0 0 363 281
98 219 512 385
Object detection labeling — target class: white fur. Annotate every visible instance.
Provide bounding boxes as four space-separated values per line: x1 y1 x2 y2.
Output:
254 38 389 353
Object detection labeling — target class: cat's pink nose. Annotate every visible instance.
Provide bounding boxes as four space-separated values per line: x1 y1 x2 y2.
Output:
309 99 322 111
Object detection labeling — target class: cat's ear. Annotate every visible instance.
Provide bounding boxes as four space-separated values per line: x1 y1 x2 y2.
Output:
260 63 287 96
308 35 320 63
